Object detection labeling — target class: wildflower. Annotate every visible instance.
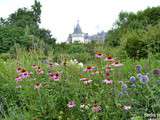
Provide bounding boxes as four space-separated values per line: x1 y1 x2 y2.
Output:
83 80 92 85
123 105 131 111
36 68 44 75
105 55 114 62
16 84 22 88
105 64 111 72
80 104 90 110
73 59 78 64
111 61 123 67
32 64 38 69
49 72 61 81
80 78 88 81
139 75 149 84
48 63 54 68
34 83 42 89
83 66 96 72
137 73 143 78
118 92 123 97
118 81 124 84
78 62 84 67
67 101 76 108
16 67 22 73
153 69 160 76
136 65 142 73
129 76 136 83
103 79 113 84
122 84 128 93
92 103 102 112
15 76 22 82
20 72 30 79
95 51 103 58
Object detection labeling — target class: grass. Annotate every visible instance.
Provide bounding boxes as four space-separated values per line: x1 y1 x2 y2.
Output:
0 49 160 120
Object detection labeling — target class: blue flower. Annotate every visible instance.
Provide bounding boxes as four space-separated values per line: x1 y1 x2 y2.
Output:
118 92 123 97
137 73 143 79
136 65 142 73
122 84 128 93
139 75 149 84
129 76 136 83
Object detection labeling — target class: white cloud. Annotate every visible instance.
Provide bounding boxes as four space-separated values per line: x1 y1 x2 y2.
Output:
0 0 160 42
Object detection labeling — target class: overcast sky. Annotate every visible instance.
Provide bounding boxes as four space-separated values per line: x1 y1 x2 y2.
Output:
0 0 160 42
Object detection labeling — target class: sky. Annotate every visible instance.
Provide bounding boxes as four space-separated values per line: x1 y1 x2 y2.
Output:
0 0 160 43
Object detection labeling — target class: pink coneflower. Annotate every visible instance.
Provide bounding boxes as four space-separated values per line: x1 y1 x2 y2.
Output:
80 78 89 81
84 66 96 72
111 61 123 67
48 63 53 68
20 72 30 79
95 52 103 58
34 83 42 89
92 103 102 112
103 79 113 84
16 67 22 73
32 64 38 69
67 101 76 108
15 76 22 81
36 69 44 75
50 72 60 81
105 64 111 72
105 55 114 62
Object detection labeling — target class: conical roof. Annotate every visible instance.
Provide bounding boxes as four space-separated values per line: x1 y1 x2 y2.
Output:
73 21 82 34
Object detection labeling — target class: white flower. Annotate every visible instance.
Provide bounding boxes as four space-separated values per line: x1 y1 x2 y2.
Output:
78 62 84 67
123 105 131 110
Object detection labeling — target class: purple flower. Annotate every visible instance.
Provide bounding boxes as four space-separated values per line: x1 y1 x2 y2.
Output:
129 76 136 83
139 75 149 84
136 65 142 73
67 101 76 108
122 84 127 93
118 92 123 97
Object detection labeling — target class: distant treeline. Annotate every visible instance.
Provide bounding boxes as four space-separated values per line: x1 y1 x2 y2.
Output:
105 6 160 59
0 0 56 53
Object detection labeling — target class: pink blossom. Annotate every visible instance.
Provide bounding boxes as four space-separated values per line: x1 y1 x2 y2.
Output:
15 76 22 82
67 101 76 108
95 52 103 58
92 104 101 112
50 72 60 81
83 66 96 72
103 79 113 84
111 61 123 67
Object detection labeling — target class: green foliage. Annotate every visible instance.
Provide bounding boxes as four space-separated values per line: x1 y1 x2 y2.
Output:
0 0 56 54
105 6 160 59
